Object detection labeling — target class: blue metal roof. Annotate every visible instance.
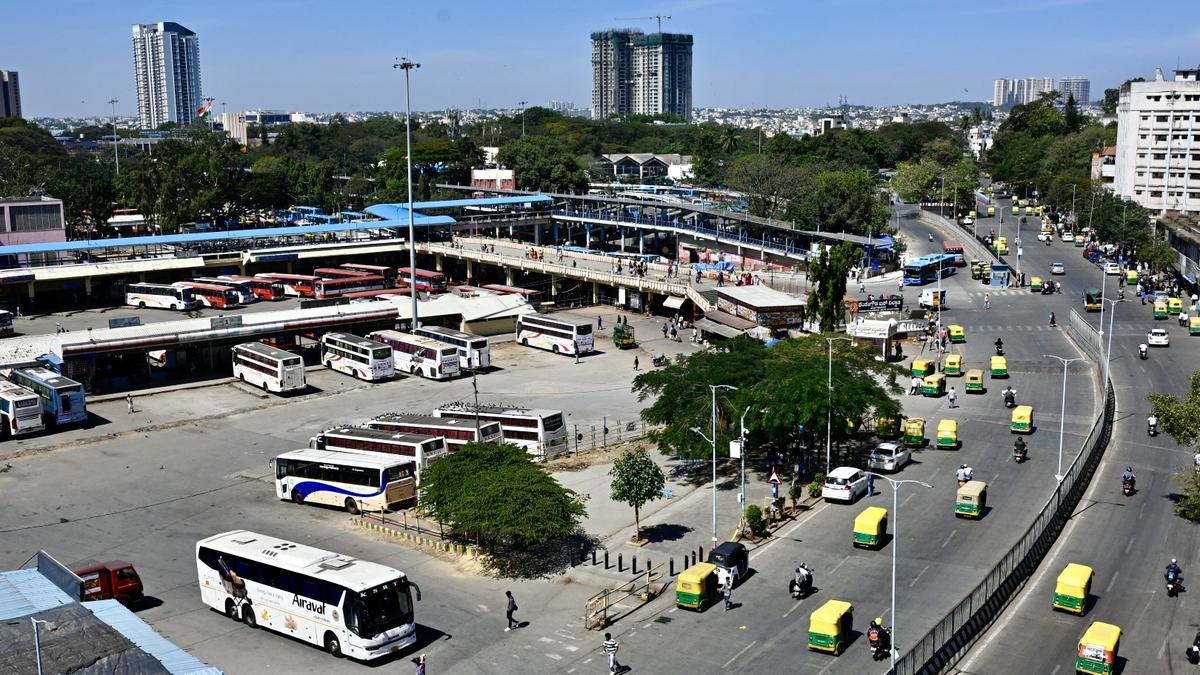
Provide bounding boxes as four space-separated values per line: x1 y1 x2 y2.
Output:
0 569 75 620
413 195 553 210
87 600 224 675
0 214 455 257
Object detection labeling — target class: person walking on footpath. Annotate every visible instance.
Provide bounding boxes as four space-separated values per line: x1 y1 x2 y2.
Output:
598 315 603 329
126 393 135 414
723 580 733 611
947 387 958 409
633 356 639 371
504 591 518 631
859 279 867 294
603 633 622 673
984 293 991 309
412 654 426 675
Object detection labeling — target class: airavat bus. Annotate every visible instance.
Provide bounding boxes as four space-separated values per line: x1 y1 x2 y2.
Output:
231 342 306 393
271 448 416 513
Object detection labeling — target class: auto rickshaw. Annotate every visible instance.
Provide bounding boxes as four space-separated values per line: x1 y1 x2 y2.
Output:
1074 234 1085 247
965 369 985 393
970 261 983 279
675 562 718 610
876 416 901 438
994 237 1009 255
944 354 962 376
923 373 946 397
1153 300 1169 319
1012 205 1020 215
1030 276 1043 292
1169 297 1183 315
853 506 888 549
1075 621 1121 674
1011 405 1034 433
955 480 987 519
808 600 854 655
968 210 977 220
912 358 935 378
948 324 965 343
903 418 926 447
1053 563 1094 615
987 206 996 217
1190 316 1200 335
991 355 1008 377
937 419 958 449
1018 199 1027 208
612 322 636 348
1125 270 1139 286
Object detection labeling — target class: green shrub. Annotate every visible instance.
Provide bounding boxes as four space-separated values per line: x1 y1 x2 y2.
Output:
808 473 826 498
745 504 767 536
788 481 805 506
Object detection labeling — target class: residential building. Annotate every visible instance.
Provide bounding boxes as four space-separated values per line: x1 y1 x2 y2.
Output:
817 116 847 135
0 197 66 248
1059 77 1091 105
601 153 693 181
471 168 516 191
592 29 693 120
992 77 1055 106
1090 146 1116 185
131 22 202 129
0 70 21 118
1113 66 1200 215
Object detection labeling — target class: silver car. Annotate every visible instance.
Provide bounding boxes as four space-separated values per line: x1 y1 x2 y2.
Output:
867 442 911 473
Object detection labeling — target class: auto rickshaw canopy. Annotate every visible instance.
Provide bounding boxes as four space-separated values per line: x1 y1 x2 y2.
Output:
948 324 965 341
957 480 987 503
1030 276 1043 291
1056 563 1094 601
945 354 962 373
1169 297 1183 313
1011 405 1033 433
903 418 926 445
677 561 717 586
854 506 888 536
1077 621 1121 665
809 600 854 636
1153 300 1169 317
912 358 935 377
991 355 1008 374
965 369 985 390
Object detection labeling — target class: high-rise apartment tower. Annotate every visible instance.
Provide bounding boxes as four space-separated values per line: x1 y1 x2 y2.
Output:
0 71 20 118
131 22 202 129
592 29 693 120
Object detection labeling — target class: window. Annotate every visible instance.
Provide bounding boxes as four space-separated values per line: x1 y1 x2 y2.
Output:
8 205 62 232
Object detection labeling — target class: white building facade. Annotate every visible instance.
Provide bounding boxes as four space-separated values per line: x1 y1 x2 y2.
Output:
1114 67 1200 215
992 78 1055 107
131 22 202 129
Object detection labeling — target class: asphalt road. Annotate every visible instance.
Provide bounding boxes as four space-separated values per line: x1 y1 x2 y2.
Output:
951 196 1200 674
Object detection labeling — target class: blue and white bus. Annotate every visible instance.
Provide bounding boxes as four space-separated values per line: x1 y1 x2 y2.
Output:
271 448 416 514
7 368 87 426
903 254 959 286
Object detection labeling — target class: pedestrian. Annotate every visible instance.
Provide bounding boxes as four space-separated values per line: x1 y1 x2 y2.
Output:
633 356 639 371
910 376 921 395
413 654 426 675
662 322 669 338
723 581 733 611
504 591 518 631
984 293 991 309
867 472 876 496
598 315 604 329
603 633 622 673
948 387 958 408
860 280 866 293
126 393 135 414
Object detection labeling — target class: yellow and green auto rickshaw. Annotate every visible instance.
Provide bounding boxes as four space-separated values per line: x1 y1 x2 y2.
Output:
1075 621 1121 674
987 206 996 217
845 418 861 436
1025 206 1034 216
955 480 987 519
1169 297 1183 315
1153 300 1169 319
948 324 966 343
965 369 985 393
675 562 718 610
1053 563 1094 615
853 506 888 549
808 600 854 655
968 210 977 220
612 322 636 348
1030 277 1044 292
903 418 926 447
991 355 1008 377
923 373 947 397
912 358 936 378
937 419 958 449
876 416 901 439
1190 317 1200 335
1012 205 1020 216
944 354 962 376
970 260 983 279
1125 270 1139 286
1074 234 1085 247
994 237 1009 255
1018 199 1028 208
1011 405 1034 433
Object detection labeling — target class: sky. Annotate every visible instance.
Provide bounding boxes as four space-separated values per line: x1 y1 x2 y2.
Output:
3 0 1198 118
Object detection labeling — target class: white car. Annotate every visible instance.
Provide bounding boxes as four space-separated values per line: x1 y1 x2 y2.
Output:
1148 329 1170 347
822 466 869 503
1103 262 1121 275
1060 231 1075 242
867 442 911 473
1050 262 1066 275
1037 232 1053 243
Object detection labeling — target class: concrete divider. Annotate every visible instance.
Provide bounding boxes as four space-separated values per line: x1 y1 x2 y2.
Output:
353 517 479 558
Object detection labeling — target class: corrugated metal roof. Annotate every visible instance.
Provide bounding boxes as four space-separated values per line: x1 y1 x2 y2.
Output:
85 600 223 675
0 569 75 620
413 195 552 210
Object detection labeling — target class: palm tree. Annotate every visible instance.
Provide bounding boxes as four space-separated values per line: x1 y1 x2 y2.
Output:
718 127 740 155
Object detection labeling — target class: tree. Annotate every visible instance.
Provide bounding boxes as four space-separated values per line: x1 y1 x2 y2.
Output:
725 154 799 219
1148 372 1200 522
419 442 588 548
1139 238 1178 275
609 447 666 541
1063 94 1083 133
787 168 890 237
718 127 740 155
806 242 858 333
495 136 587 193
1102 78 1144 115
892 158 940 203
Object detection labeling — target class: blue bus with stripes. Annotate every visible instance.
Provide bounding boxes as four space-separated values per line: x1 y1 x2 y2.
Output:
903 254 959 286
7 367 87 426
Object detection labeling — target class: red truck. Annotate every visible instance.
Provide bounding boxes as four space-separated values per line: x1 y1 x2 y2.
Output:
75 561 144 604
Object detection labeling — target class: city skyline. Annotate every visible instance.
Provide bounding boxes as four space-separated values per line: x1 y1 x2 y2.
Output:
1 0 1194 118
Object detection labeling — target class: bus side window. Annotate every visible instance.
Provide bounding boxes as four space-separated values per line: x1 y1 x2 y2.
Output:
61 395 71 412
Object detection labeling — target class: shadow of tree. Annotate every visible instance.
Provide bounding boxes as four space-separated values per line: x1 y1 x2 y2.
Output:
481 529 600 580
638 522 691 543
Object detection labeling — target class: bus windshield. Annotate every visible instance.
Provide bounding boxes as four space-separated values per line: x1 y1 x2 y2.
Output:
372 348 392 360
346 579 414 638
543 413 564 432
575 324 593 336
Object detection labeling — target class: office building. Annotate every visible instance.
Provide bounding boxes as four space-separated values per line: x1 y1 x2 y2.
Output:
0 70 20 118
1059 77 1091 105
992 77 1055 106
1113 66 1200 215
131 22 202 129
592 29 693 121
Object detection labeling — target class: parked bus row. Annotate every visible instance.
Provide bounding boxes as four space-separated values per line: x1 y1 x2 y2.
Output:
0 367 87 435
319 331 466 382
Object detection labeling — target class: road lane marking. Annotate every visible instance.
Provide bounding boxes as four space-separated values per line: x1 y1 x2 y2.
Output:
1124 537 1135 554
928 467 940 482
783 599 806 618
723 640 757 669
1139 503 1146 520
1159 637 1169 660
940 530 957 549
1051 665 1061 675
546 653 563 661
1105 570 1120 594
748 500 830 562
909 565 931 588
901 492 915 508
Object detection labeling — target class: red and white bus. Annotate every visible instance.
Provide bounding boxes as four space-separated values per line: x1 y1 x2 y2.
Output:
173 281 240 309
193 277 257 304
342 263 396 284
219 275 286 301
366 330 460 380
942 241 967 267
309 426 449 472
312 267 371 279
314 275 388 299
366 413 503 451
255 273 319 298
396 268 448 294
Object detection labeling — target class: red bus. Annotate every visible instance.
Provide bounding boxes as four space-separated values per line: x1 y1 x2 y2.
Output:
312 267 372 279
255 273 320 298
314 275 388 299
172 281 240 309
341 288 413 300
220 275 286 301
942 241 967 267
341 263 395 284
397 268 449 293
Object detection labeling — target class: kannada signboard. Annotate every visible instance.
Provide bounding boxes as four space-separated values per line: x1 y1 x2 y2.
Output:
210 316 243 330
851 297 904 313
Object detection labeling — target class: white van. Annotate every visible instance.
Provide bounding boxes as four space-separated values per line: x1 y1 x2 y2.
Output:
919 289 946 309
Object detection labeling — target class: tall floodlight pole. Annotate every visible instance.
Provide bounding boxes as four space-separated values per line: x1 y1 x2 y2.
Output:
519 100 527 137
826 336 853 474
1101 298 1123 386
692 384 737 543
395 57 421 332
108 98 120 174
1043 354 1082 482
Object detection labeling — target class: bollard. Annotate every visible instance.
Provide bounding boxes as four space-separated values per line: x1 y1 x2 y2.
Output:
670 557 675 576
592 549 598 566
632 555 639 574
618 553 624 573
604 550 610 570
699 545 704 563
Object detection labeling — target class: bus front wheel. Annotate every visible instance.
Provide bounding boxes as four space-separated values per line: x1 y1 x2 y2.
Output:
242 604 257 628
138 301 146 309
345 498 360 515
225 599 237 619
325 633 343 658
552 345 560 354
291 489 304 505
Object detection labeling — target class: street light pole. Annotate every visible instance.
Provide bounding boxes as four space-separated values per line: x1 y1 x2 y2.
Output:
1101 298 1123 386
865 473 933 671
1043 354 1082 482
107 98 120 175
394 57 421 333
826 337 853 475
519 101 527 137
692 384 737 543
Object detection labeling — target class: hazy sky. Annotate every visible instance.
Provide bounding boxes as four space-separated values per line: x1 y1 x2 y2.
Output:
4 0 1196 117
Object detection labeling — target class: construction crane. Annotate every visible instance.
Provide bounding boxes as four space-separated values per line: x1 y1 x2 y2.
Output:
616 14 672 33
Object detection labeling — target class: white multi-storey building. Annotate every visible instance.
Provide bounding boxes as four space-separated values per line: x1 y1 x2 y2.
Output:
992 78 1055 106
592 29 693 120
1059 78 1091 105
131 22 202 130
1114 67 1200 215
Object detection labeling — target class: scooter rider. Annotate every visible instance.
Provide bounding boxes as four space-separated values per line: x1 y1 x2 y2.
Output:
1139 343 1149 359
1003 385 1017 407
994 337 1004 355
1167 558 1183 582
791 564 813 596
1148 414 1159 435
1013 436 1027 457
956 463 974 486
868 617 891 658
1122 466 1136 489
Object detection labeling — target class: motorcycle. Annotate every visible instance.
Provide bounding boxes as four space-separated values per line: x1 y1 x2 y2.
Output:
1167 569 1183 597
1148 419 1159 437
995 344 1005 356
928 233 934 242
651 354 669 368
868 625 892 661
1139 344 1148 360
1122 476 1136 496
789 567 814 600
1186 632 1200 664
1013 438 1027 464
1003 391 1016 408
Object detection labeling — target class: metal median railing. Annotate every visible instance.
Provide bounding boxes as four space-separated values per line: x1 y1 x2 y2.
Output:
893 310 1113 675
